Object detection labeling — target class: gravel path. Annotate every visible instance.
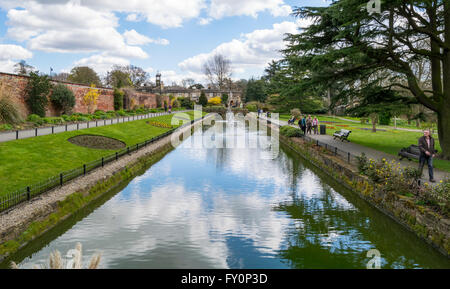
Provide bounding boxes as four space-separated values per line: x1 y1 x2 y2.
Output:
0 117 205 242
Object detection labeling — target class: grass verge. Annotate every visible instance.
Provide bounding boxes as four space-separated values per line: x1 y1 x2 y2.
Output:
0 111 202 195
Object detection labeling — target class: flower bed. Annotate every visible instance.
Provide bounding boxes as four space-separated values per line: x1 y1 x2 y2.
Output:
146 121 173 129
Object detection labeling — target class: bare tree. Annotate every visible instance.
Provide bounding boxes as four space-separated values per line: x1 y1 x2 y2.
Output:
202 54 232 90
181 78 195 88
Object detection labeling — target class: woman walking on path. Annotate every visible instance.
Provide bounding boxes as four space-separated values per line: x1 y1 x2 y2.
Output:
313 117 319 135
306 115 313 134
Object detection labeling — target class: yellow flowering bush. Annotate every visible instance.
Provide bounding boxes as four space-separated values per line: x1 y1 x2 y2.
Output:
208 96 222 105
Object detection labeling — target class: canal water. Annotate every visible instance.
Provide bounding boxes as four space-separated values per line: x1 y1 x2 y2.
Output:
10 118 450 268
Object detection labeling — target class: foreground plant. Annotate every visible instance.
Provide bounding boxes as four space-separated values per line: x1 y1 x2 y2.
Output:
10 242 101 269
356 154 450 215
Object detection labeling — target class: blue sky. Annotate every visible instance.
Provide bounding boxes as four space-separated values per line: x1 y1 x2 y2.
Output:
0 0 328 85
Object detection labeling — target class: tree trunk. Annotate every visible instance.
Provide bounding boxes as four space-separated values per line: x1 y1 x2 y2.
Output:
437 104 450 159
371 114 377 132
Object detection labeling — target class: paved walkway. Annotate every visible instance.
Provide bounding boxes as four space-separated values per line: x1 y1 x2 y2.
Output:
264 116 450 183
0 111 190 143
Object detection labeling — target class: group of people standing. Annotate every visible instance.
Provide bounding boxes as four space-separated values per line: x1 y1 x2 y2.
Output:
289 115 320 135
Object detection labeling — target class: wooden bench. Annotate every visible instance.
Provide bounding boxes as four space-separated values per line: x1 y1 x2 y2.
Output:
333 129 352 142
398 145 421 161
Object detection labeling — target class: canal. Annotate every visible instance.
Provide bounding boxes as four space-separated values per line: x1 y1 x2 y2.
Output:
7 118 450 268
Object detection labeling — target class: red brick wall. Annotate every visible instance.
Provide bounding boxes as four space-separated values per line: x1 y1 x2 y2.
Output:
0 72 160 117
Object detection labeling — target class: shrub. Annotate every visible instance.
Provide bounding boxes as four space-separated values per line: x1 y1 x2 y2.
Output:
0 80 23 125
83 84 99 114
290 108 302 118
208 96 222 106
43 117 64 125
172 99 181 108
27 114 43 125
117 110 127 116
25 72 53 117
198 92 208 107
50 84 75 115
379 112 391 125
178 97 194 109
246 104 257 112
0 124 13 131
0 96 22 125
280 126 304 137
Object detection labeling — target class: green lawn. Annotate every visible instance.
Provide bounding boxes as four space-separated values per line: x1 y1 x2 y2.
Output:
278 114 450 172
0 111 203 196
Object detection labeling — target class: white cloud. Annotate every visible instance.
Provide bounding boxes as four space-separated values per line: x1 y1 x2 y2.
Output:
198 17 212 25
73 54 130 75
76 0 206 29
0 44 33 61
0 60 17 73
5 1 148 59
178 21 298 76
123 30 169 46
208 0 291 19
0 44 33 73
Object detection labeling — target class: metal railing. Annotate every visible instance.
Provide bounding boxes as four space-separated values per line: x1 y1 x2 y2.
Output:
0 115 204 213
263 116 360 166
0 110 190 143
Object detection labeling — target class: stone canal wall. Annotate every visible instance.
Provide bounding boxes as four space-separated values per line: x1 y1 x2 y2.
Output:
277 132 450 258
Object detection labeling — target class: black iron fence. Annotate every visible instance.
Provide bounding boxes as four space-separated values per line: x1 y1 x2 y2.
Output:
0 116 204 213
0 111 190 143
264 117 360 166
302 134 359 165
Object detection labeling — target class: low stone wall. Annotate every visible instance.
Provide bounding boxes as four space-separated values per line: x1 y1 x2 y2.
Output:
279 133 450 257
0 72 160 117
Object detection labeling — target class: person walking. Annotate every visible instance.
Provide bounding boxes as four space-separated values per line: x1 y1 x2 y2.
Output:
169 104 172 114
306 115 313 134
312 117 319 135
300 116 307 135
418 129 438 182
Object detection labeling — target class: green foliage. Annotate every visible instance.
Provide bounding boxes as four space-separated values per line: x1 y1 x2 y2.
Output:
356 153 449 215
0 123 13 131
379 111 392 126
42 117 65 125
27 114 43 125
203 106 226 114
107 69 132 88
280 126 304 137
178 97 194 109
198 92 208 107
221 93 229 106
114 88 124 111
25 72 53 117
67 66 102 87
0 88 22 125
50 84 75 115
245 78 267 103
246 104 257 112
0 112 202 195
